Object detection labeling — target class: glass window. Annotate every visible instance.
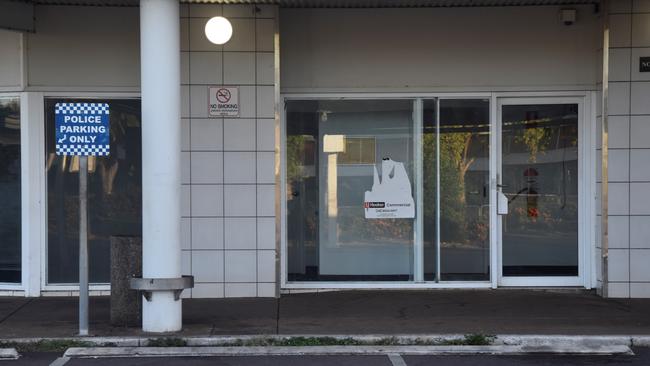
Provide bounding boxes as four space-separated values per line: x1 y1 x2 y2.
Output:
0 97 21 283
501 104 579 277
287 100 416 281
45 99 141 284
286 98 492 283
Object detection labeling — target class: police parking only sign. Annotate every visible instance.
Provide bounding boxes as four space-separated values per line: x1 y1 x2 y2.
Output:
55 103 110 156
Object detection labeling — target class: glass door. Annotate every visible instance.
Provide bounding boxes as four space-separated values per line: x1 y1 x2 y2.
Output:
497 98 582 286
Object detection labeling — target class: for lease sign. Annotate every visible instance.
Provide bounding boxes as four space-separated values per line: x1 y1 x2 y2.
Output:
209 86 239 117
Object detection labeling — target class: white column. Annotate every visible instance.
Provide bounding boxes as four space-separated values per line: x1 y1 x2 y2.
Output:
140 0 182 332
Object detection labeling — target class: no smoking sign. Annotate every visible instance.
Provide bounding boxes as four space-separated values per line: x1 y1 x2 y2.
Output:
209 86 239 117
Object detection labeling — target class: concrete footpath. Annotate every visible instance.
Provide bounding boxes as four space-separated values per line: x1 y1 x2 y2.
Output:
1 289 650 338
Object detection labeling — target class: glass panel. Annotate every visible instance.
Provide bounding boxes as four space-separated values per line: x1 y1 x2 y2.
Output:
438 99 491 281
0 97 21 283
501 104 579 277
287 100 415 281
45 99 142 284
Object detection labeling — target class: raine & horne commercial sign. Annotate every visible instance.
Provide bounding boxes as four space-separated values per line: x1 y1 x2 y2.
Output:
55 102 110 156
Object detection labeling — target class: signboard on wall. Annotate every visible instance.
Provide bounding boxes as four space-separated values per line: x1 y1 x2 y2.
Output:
55 102 110 156
364 158 415 219
640 57 650 73
209 86 240 117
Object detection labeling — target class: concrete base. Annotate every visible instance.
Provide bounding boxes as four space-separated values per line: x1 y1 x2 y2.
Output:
63 344 634 358
110 236 142 327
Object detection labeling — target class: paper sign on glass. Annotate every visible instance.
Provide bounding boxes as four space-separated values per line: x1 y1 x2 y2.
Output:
363 158 415 219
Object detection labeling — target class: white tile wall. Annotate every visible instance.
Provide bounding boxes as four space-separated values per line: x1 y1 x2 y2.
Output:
225 283 257 297
191 152 224 184
632 13 650 47
630 283 650 298
191 120 221 152
191 185 224 217
257 217 276 250
225 19 256 52
630 116 650 148
181 5 277 299
609 48 631 81
630 82 650 114
224 152 256 183
225 251 257 282
257 119 275 151
190 52 223 84
192 250 225 282
608 215 630 249
608 282 630 298
224 217 257 249
223 52 256 84
609 14 632 48
608 82 631 115
224 119 256 150
608 149 630 182
192 217 224 250
630 183 650 214
608 116 630 149
224 185 257 216
608 249 630 282
602 3 650 297
630 216 650 248
630 249 650 281
630 149 650 181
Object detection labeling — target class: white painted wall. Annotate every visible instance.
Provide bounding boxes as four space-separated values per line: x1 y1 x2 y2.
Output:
280 6 601 92
26 6 140 88
0 30 22 89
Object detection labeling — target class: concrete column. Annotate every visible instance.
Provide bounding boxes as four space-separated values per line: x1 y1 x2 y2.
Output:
139 0 182 332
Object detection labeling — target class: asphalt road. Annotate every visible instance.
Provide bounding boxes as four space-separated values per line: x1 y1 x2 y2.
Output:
9 348 650 366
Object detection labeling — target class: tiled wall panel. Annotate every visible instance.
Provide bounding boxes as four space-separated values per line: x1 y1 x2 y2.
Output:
181 4 277 298
602 0 650 297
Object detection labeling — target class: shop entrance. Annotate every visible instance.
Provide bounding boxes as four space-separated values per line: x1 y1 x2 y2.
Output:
497 98 584 287
283 95 591 289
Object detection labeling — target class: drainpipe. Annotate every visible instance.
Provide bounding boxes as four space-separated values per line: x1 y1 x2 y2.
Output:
600 0 610 298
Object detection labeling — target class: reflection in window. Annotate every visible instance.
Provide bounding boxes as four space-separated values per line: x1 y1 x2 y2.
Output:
338 137 376 165
0 97 21 283
501 104 579 277
45 99 142 284
287 100 415 281
422 99 491 281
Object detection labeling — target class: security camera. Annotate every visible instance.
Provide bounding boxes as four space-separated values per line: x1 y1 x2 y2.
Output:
560 9 577 26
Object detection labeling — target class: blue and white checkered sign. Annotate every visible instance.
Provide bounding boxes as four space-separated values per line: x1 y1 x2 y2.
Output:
55 103 110 156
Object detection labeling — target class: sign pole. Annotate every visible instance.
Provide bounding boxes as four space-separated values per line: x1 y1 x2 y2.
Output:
55 101 110 336
79 155 89 336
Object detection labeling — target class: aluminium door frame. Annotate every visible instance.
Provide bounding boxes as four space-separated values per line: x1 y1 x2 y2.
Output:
494 95 594 288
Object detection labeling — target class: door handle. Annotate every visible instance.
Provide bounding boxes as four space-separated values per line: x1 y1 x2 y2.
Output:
497 191 509 215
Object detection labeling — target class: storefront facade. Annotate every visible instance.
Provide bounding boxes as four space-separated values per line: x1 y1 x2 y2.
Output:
0 0 648 313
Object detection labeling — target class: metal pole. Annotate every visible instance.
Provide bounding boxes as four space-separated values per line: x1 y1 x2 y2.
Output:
79 156 89 336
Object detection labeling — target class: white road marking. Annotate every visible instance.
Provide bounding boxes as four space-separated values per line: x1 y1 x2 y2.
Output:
49 356 70 366
388 353 407 366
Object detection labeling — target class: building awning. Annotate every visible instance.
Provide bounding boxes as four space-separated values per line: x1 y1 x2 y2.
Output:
27 0 600 7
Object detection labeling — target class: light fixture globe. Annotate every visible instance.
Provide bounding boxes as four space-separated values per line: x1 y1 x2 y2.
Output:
204 16 233 45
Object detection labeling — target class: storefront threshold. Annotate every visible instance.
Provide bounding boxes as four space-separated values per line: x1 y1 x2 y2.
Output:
281 282 493 293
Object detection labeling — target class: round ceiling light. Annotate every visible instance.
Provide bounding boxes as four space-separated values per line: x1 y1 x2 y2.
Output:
204 16 233 45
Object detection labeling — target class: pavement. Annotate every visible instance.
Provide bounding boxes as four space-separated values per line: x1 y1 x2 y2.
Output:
6 349 650 366
1 289 650 338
